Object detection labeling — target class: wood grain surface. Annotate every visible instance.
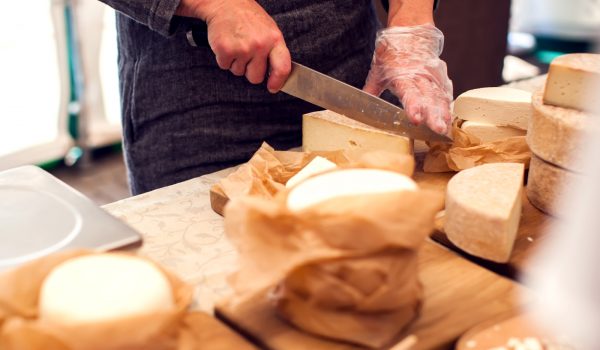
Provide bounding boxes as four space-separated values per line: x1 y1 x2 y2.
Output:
216 241 528 350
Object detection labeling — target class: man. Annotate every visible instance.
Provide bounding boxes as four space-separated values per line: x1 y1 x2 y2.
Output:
98 0 452 194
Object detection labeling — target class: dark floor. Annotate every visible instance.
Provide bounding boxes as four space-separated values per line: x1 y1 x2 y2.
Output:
49 151 130 206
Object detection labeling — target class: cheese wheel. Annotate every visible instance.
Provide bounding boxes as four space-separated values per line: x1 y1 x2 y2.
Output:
302 110 413 154
444 163 524 263
286 169 417 212
39 254 174 325
460 120 526 143
527 91 596 171
543 53 600 113
453 87 533 130
527 154 581 217
285 156 337 188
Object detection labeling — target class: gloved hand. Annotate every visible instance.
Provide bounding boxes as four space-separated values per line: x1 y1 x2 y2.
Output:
176 0 291 93
364 24 453 135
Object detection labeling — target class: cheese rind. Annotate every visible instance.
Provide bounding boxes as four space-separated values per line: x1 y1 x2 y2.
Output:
453 87 533 130
444 163 524 263
461 120 526 143
302 110 413 154
39 254 174 325
285 156 337 188
543 53 600 113
527 154 580 217
527 91 596 171
287 169 417 212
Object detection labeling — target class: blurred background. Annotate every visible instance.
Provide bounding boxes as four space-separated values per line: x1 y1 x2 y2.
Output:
0 0 598 204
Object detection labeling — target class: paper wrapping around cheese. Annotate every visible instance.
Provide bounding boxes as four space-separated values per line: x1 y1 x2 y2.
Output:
0 251 252 350
527 154 581 217
223 157 443 348
217 142 415 201
424 121 531 173
528 91 597 172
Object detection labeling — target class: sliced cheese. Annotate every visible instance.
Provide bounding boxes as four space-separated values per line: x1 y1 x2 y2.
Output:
39 254 174 325
444 163 524 263
527 154 580 217
287 169 417 212
461 120 526 143
453 87 533 130
285 156 337 188
527 91 596 171
302 110 413 154
543 53 600 113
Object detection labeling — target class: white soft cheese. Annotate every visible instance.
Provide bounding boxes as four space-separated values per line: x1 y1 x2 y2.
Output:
461 120 526 143
286 168 417 212
285 156 337 188
453 87 533 130
39 254 174 325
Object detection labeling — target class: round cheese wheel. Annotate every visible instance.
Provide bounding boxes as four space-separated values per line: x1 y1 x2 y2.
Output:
528 91 596 171
527 154 581 217
286 168 417 212
39 254 174 325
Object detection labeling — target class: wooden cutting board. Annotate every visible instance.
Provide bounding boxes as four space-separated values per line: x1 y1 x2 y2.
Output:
210 169 554 280
215 241 528 350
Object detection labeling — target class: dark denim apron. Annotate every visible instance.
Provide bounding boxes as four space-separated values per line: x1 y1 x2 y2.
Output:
116 0 379 194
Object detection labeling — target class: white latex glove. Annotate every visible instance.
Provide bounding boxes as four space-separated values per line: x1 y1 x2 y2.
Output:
364 24 453 134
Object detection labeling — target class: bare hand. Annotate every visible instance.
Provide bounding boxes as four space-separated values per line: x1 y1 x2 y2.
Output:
177 0 291 92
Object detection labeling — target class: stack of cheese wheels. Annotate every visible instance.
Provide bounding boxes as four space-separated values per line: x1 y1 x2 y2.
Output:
453 87 532 143
526 53 600 217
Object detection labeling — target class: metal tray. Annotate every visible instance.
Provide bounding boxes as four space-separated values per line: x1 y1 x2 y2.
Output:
0 165 141 271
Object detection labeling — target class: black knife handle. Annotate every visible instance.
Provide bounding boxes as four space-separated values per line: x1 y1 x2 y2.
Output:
186 23 209 48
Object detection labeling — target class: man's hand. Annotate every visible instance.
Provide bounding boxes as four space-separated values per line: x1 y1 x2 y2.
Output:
176 0 291 93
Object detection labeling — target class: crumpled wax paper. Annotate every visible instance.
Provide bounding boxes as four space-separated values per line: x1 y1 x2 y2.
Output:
217 142 415 201
0 251 254 350
223 153 443 348
424 121 531 173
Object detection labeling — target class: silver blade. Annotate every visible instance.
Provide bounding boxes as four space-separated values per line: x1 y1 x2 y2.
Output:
281 62 452 143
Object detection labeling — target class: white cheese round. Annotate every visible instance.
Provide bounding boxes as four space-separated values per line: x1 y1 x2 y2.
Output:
39 254 175 325
286 168 417 212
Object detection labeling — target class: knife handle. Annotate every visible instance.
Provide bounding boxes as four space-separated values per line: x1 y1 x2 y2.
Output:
186 23 209 48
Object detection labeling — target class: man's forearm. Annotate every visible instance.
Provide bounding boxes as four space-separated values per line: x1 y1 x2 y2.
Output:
387 0 435 27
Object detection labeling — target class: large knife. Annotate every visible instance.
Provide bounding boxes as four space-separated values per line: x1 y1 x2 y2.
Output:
281 62 452 143
186 27 451 142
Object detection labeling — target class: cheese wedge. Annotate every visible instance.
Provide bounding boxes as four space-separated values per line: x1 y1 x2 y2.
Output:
302 110 413 154
527 154 580 217
444 163 524 263
527 91 596 171
39 254 174 325
544 53 600 113
287 169 417 212
285 156 337 188
453 87 533 130
461 120 526 143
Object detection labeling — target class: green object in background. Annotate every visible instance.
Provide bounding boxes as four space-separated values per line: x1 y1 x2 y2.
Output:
536 50 567 64
64 3 80 141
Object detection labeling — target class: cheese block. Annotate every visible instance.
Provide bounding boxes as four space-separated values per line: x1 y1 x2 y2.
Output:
461 120 526 143
444 163 524 263
527 154 580 217
543 53 600 113
285 156 337 188
527 91 596 171
39 254 174 325
302 110 413 154
453 87 533 130
287 168 417 212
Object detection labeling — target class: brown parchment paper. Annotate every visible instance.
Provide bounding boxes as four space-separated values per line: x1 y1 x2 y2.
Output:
0 250 245 350
223 156 443 348
424 121 531 173
217 142 415 201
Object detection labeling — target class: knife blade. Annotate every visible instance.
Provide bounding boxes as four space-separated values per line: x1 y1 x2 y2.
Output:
281 62 452 143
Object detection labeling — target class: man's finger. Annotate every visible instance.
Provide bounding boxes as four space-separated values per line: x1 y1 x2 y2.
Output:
245 55 268 85
266 42 292 93
230 57 250 76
